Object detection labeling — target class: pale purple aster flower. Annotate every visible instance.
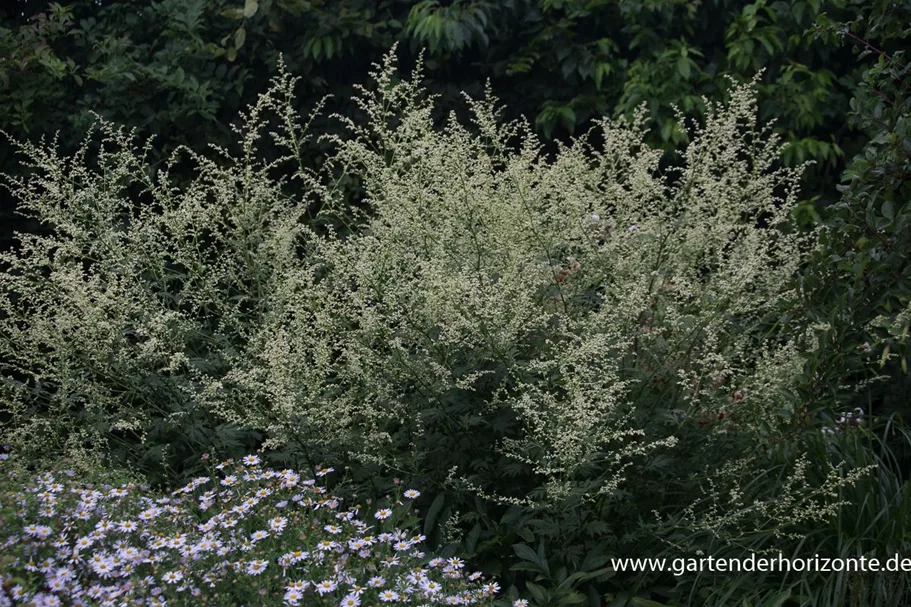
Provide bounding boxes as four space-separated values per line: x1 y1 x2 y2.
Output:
246 560 268 576
374 509 392 520
378 590 400 602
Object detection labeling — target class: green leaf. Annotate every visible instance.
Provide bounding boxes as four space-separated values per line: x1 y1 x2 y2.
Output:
510 562 547 574
631 599 672 607
518 526 535 543
593 63 604 90
423 493 446 537
558 106 576 132
677 56 691 79
766 590 792 607
221 7 245 19
525 581 548 604
312 37 322 59
513 543 540 564
464 523 481 554
243 0 259 18
883 200 894 221
566 592 589 605
559 566 616 589
234 27 246 50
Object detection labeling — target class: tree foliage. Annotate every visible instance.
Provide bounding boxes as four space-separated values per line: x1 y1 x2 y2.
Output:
797 0 911 426
0 0 878 249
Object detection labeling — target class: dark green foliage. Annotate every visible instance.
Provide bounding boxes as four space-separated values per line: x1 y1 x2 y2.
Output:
1 2 911 606
0 0 880 251
799 0 911 426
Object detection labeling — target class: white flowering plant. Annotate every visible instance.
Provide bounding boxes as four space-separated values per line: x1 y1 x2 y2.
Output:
0 451 515 607
0 44 880 605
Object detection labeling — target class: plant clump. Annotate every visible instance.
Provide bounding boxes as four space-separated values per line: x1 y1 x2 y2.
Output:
0 451 508 607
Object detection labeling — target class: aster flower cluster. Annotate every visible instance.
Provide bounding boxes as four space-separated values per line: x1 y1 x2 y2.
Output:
0 453 512 607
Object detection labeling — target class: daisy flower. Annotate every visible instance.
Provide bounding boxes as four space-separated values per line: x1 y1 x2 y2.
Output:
284 589 303 606
315 580 337 595
482 582 500 595
403 489 420 499
242 455 261 466
162 570 184 584
269 516 288 534
117 520 138 533
138 508 161 522
246 560 268 576
378 590 400 602
374 508 392 520
340 594 361 607
287 581 311 591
